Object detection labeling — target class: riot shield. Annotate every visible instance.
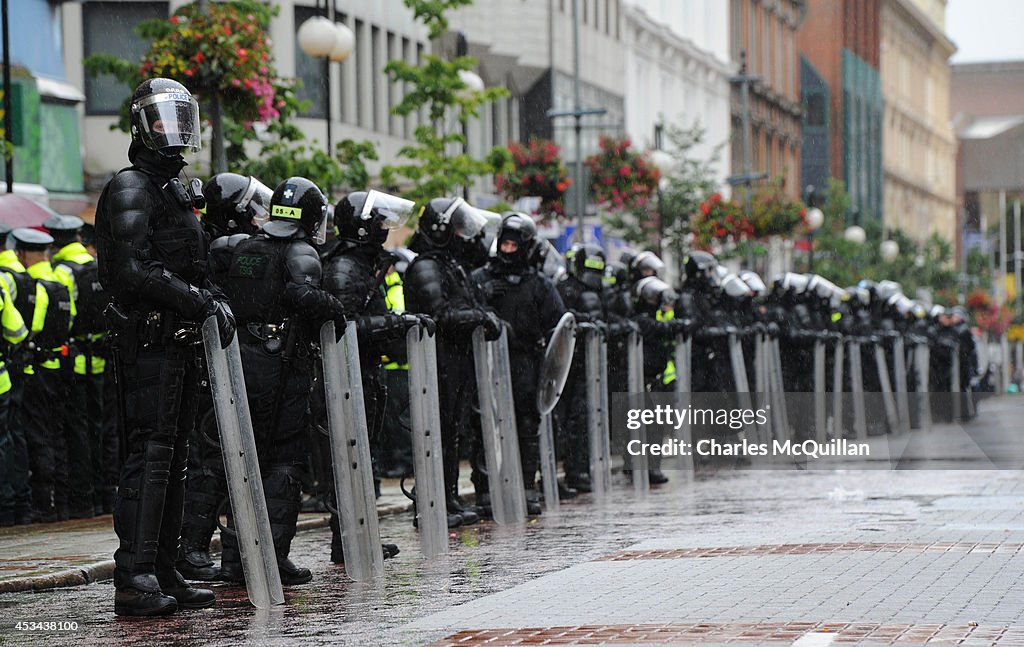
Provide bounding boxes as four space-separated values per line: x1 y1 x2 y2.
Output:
538 412 559 512
813 339 827 443
536 313 577 511
405 325 448 557
673 334 694 469
831 339 845 438
848 340 868 440
472 327 528 524
584 327 612 498
768 338 792 444
914 342 932 432
874 341 900 433
320 321 383 581
626 331 648 494
753 333 770 445
951 345 962 421
727 333 754 443
202 316 283 609
537 313 578 415
893 336 911 434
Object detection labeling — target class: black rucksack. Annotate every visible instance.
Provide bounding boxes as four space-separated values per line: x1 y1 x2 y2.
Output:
61 259 108 336
34 278 73 349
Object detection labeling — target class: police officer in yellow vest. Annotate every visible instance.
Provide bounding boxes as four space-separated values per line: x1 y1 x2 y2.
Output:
12 228 76 522
48 214 112 517
0 227 48 525
0 229 29 526
378 249 415 478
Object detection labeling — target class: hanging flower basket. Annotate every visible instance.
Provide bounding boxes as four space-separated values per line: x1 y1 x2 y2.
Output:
494 138 571 219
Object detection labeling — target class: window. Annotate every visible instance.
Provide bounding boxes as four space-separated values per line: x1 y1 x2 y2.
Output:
294 6 326 119
83 1 168 115
371 25 382 132
806 93 826 126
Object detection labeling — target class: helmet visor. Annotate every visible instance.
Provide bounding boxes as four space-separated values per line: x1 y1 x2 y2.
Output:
312 204 329 246
136 91 202 153
241 177 273 227
442 198 488 241
362 190 416 230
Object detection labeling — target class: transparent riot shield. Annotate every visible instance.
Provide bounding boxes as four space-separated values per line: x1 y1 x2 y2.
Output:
202 316 283 608
893 336 911 434
768 338 792 444
538 412 559 513
848 340 868 440
874 341 900 433
914 342 932 432
813 339 827 443
320 321 383 581
472 327 528 524
951 344 962 421
753 333 770 445
405 325 447 557
727 332 754 443
831 339 845 438
584 327 612 498
626 331 648 494
673 334 693 469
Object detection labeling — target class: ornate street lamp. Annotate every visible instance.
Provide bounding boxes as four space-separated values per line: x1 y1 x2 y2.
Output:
298 13 355 156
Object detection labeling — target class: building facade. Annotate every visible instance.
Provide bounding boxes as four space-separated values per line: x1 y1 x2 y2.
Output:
797 0 883 223
1 0 86 214
728 0 805 200
879 0 957 243
621 0 733 189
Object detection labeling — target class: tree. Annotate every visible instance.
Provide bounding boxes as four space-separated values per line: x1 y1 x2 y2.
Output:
84 0 285 173
381 0 512 205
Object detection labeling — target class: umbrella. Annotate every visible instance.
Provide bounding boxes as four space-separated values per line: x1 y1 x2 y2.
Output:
0 194 61 229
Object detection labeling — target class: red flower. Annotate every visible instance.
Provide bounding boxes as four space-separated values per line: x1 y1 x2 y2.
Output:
618 166 631 177
556 181 568 192
701 203 711 215
224 25 232 36
237 48 248 59
170 15 180 24
193 51 206 63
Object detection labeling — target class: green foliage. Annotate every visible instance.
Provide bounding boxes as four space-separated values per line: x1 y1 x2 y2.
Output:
381 0 511 206
799 178 959 296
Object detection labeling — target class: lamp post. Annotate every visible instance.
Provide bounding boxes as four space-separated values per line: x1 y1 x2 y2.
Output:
454 32 484 200
804 184 824 272
298 5 355 158
650 122 674 258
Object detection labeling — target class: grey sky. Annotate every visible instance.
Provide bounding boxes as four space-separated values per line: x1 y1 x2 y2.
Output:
947 0 1024 63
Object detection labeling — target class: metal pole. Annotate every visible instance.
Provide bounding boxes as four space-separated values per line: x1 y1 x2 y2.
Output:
740 58 753 268
572 0 584 243
3 0 14 192
1014 199 1021 313
999 190 1007 304
324 0 333 158
655 123 664 257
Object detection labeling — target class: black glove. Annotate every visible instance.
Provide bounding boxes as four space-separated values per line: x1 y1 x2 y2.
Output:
416 314 437 336
197 291 235 349
482 311 503 341
332 307 348 342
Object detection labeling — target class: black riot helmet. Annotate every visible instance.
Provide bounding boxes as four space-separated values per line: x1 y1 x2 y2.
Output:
635 276 677 309
566 242 606 290
530 238 566 282
417 197 488 249
202 173 272 238
629 251 665 282
682 250 717 290
604 261 628 288
335 190 415 247
265 177 328 243
129 78 201 157
495 211 537 267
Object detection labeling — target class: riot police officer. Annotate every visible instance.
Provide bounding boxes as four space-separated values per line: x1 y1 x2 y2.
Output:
405 197 499 527
96 78 227 616
175 173 272 581
472 213 566 510
556 243 608 492
217 177 347 586
321 189 418 562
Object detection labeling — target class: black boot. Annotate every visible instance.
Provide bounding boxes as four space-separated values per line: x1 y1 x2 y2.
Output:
447 494 480 525
176 547 220 581
157 569 215 609
113 442 179 617
565 472 592 493
266 466 312 585
176 468 225 581
114 572 178 617
155 440 216 608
